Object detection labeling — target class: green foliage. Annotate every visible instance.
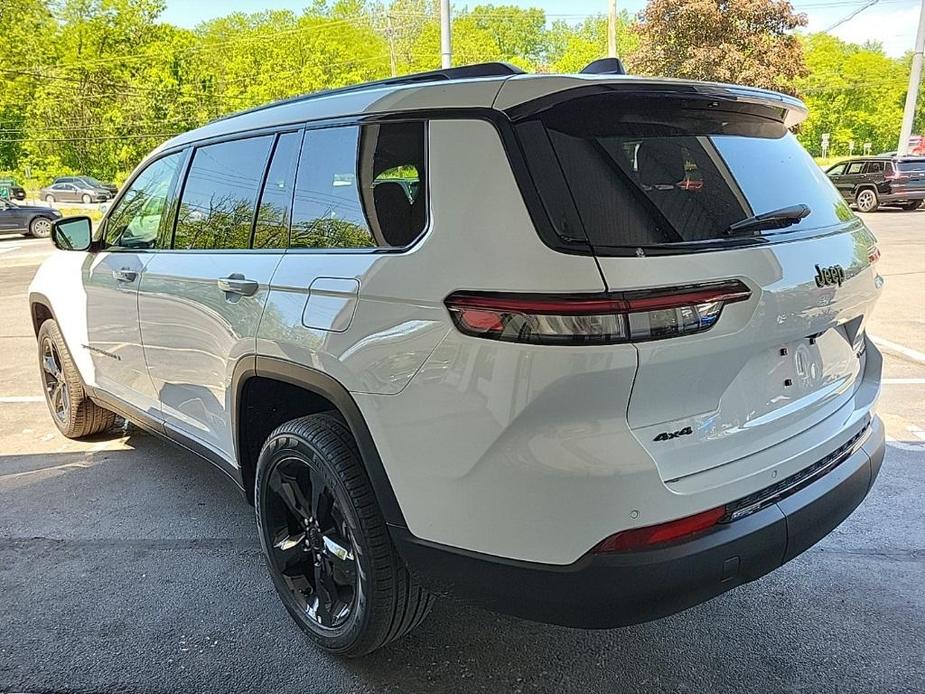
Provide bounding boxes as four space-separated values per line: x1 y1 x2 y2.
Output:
1 0 923 181
796 33 908 156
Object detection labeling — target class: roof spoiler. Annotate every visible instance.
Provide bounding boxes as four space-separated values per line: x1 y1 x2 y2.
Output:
580 58 626 76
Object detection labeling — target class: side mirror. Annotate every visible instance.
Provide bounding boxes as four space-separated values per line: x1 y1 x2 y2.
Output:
52 216 93 251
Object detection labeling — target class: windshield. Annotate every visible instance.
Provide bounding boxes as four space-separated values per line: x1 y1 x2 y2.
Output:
515 94 852 249
81 177 103 186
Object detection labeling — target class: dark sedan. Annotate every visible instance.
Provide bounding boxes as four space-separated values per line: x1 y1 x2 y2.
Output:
0 178 27 201
0 200 62 238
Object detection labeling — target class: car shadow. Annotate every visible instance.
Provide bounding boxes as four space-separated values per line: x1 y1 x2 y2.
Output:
0 426 919 693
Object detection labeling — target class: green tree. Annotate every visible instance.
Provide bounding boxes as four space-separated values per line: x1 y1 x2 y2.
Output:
546 11 638 74
797 33 906 156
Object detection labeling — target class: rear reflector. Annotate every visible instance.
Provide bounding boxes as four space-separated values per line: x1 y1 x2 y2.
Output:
594 506 727 553
445 280 750 345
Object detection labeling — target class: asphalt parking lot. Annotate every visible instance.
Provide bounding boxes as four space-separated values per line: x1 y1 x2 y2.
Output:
1 213 923 693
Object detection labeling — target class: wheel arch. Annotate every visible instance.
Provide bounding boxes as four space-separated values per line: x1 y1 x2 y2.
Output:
232 355 407 528
28 292 56 337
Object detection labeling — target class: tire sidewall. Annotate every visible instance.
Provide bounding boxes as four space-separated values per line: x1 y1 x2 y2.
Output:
37 320 80 436
254 430 372 653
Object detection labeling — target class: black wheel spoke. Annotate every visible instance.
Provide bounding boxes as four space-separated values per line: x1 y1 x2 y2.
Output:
322 532 357 583
42 354 59 378
309 467 331 525
272 528 306 553
311 562 337 626
276 474 312 523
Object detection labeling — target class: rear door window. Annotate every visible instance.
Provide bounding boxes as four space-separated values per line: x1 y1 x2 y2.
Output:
174 135 273 250
864 161 883 174
515 94 852 251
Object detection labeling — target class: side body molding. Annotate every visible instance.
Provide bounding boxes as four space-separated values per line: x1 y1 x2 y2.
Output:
232 355 407 527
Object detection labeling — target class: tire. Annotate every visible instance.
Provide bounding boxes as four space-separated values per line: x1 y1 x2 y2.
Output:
29 216 53 238
81 193 92 204
855 188 879 213
899 200 923 211
255 412 433 656
37 319 117 438
45 194 55 204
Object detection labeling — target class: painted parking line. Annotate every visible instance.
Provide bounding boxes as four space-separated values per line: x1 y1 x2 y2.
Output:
0 245 21 255
882 378 925 385
871 336 925 367
0 396 44 403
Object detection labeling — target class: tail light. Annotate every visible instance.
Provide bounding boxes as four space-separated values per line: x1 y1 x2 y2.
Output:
594 506 727 553
444 280 750 345
868 246 881 264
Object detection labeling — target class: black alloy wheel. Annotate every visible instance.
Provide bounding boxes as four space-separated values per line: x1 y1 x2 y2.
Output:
255 413 433 656
262 454 358 629
40 336 69 424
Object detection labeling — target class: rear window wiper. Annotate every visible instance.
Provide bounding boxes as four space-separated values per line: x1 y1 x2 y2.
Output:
724 204 811 236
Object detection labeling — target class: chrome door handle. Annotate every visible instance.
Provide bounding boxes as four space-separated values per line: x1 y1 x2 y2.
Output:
217 274 258 296
112 268 138 283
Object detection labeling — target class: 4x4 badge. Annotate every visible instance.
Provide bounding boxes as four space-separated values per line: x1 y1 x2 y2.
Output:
653 426 693 442
814 264 845 287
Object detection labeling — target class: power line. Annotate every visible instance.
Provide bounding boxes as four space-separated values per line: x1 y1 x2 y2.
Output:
824 0 882 30
0 133 178 144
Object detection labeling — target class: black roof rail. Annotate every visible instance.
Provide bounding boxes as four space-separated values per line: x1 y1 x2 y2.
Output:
212 62 525 124
580 58 626 75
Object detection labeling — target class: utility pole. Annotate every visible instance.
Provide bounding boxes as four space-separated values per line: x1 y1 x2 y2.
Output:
608 0 617 58
898 0 925 154
440 0 452 69
386 13 397 77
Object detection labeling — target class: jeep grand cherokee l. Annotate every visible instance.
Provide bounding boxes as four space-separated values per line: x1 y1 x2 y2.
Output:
30 62 885 656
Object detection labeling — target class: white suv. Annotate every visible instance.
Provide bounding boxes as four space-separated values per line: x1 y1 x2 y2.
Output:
29 62 886 656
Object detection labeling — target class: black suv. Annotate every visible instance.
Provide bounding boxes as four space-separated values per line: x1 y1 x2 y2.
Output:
0 178 27 201
825 156 925 212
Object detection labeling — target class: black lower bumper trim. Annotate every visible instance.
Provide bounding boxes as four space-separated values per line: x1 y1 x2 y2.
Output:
391 417 885 629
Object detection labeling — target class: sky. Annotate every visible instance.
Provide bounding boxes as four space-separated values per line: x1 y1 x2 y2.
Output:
161 0 922 58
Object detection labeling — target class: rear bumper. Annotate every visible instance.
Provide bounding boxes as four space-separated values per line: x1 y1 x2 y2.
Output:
392 416 885 629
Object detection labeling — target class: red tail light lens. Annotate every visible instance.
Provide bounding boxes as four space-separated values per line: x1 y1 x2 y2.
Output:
868 246 881 264
594 506 727 553
445 280 750 345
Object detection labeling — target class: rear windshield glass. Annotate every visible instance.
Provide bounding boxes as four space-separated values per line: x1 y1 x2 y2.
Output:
897 161 925 172
516 94 851 250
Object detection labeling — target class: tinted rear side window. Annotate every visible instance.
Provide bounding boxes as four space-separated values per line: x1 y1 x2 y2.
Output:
290 122 427 249
516 94 852 250
897 161 925 172
174 135 273 250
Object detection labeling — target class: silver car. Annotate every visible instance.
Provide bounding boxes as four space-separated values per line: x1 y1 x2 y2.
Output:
40 181 110 204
